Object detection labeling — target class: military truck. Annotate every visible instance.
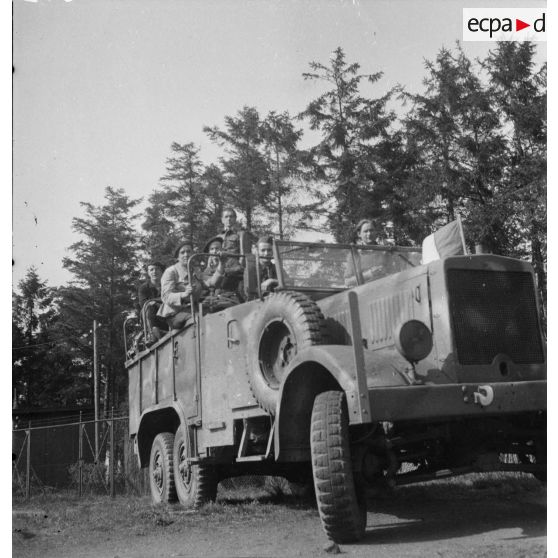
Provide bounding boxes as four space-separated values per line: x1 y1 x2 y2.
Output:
125 240 546 543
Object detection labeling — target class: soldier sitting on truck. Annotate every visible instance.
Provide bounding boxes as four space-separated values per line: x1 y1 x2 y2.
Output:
201 236 243 309
256 236 278 294
345 218 394 286
202 236 225 289
157 242 204 329
137 260 169 342
345 218 379 286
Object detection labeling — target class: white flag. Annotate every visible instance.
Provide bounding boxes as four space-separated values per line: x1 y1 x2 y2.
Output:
422 218 467 264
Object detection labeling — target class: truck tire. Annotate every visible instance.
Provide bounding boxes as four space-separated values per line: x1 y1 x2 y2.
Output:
247 291 327 413
149 432 177 504
310 391 367 543
173 428 218 507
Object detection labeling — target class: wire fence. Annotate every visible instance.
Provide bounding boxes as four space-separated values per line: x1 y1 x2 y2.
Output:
12 415 149 499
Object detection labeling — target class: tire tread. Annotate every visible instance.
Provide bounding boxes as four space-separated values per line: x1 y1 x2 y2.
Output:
310 391 366 543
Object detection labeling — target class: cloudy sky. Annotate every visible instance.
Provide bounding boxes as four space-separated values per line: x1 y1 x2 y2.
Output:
12 0 547 287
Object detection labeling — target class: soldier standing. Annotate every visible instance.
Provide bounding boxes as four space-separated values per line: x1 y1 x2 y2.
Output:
218 207 251 300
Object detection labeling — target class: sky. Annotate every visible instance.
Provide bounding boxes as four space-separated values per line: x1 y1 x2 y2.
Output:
11 0 547 288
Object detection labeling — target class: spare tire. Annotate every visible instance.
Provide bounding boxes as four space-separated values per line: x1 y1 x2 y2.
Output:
247 291 327 413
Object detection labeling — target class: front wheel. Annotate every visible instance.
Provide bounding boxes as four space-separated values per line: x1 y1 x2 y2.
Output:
310 391 367 543
173 428 218 508
149 432 177 504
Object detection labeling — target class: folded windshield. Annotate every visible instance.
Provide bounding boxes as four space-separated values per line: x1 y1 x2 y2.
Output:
274 241 422 290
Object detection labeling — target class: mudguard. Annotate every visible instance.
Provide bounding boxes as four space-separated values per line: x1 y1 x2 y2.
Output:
136 400 190 467
274 344 410 461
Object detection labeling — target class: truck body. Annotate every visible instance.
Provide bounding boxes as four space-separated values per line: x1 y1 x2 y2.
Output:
126 240 546 542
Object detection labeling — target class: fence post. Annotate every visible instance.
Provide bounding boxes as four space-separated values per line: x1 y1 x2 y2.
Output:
93 320 100 461
110 408 115 498
78 411 83 498
25 421 31 500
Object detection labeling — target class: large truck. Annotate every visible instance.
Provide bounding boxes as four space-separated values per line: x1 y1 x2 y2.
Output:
125 240 546 543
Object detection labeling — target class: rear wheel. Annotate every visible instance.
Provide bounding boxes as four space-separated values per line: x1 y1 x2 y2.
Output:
149 432 177 504
174 428 218 507
310 391 367 543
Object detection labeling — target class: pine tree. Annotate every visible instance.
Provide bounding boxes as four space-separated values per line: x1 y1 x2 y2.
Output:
142 144 227 260
300 47 396 241
158 142 207 248
260 111 311 239
62 186 141 413
12 268 90 408
482 42 546 308
401 45 508 249
204 106 271 230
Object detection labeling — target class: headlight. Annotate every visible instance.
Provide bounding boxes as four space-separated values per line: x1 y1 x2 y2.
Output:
394 320 433 363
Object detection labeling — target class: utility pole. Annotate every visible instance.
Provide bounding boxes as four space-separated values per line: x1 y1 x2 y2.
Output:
93 320 100 461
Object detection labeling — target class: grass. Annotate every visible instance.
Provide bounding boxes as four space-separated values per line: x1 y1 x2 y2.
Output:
13 471 543 524
12 476 320 537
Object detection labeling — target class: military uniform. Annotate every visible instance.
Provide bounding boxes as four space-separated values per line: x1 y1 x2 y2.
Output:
218 228 250 301
259 260 277 282
158 263 204 329
219 228 241 254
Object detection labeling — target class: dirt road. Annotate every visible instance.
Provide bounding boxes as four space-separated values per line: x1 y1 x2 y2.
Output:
13 476 546 558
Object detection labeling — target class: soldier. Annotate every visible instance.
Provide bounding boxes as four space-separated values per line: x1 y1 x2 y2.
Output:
202 236 225 290
219 207 241 254
354 218 377 245
345 218 385 286
199 235 243 309
218 207 249 300
158 242 204 329
138 260 168 342
256 236 278 293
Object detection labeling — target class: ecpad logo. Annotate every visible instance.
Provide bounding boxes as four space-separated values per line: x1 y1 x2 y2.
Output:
463 9 546 42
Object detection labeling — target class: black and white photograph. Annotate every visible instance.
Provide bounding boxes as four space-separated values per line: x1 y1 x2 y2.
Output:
11 1 547 557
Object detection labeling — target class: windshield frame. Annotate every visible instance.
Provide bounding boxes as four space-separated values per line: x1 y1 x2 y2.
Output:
272 240 421 292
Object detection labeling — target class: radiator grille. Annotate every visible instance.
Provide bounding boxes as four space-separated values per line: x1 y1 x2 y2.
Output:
447 269 544 365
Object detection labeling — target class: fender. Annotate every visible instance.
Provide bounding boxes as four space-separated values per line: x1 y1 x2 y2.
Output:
136 399 190 467
274 345 410 461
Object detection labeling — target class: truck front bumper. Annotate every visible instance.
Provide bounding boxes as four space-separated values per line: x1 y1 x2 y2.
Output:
366 380 546 422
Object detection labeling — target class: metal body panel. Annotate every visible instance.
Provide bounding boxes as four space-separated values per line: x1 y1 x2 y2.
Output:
157 341 174 403
172 326 198 420
196 301 268 449
275 345 409 438
128 364 140 436
127 298 269 456
318 264 430 347
141 354 157 409
367 380 546 422
199 312 236 447
128 325 198 437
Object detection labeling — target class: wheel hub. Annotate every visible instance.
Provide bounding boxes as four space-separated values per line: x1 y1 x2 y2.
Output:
178 443 192 489
259 321 296 388
152 452 163 494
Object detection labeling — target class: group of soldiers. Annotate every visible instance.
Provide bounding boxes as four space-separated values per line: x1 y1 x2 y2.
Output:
137 207 277 343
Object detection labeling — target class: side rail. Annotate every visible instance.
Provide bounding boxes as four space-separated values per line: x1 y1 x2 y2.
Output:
123 314 142 359
123 299 164 359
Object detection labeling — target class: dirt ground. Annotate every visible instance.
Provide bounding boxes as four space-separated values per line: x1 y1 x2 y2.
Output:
13 475 546 558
